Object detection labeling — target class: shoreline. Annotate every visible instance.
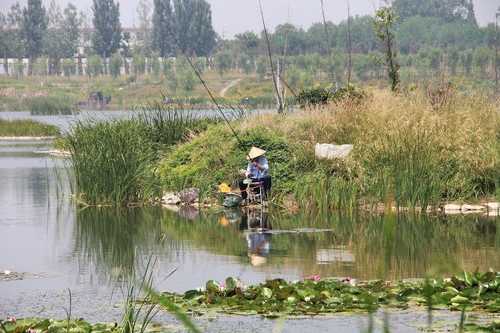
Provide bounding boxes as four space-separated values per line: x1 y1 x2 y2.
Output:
0 136 57 141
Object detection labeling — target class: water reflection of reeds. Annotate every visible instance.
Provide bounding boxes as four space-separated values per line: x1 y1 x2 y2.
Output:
74 206 500 286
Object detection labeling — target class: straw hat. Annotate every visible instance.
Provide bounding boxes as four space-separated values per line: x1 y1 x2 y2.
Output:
247 147 266 160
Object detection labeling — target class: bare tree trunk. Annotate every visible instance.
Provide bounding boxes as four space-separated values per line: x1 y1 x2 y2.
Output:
3 54 8 76
346 0 352 86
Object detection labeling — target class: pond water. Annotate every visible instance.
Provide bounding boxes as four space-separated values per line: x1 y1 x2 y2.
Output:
1 141 499 332
0 109 265 133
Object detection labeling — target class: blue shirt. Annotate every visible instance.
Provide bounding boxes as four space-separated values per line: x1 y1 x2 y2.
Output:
246 156 269 179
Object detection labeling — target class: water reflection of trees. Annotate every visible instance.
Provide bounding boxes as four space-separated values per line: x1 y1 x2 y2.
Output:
75 206 500 283
74 207 166 283
160 210 500 280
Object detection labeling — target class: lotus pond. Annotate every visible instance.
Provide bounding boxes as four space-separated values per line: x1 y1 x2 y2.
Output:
1 140 500 332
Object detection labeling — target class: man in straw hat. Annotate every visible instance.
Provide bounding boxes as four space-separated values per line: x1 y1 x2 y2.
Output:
239 147 272 201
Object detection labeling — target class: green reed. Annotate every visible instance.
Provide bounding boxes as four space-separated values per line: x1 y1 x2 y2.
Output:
294 169 359 213
0 119 60 137
27 96 77 115
362 124 444 211
67 105 213 206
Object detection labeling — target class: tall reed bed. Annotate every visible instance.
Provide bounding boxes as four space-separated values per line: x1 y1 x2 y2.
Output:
0 119 60 136
67 105 216 206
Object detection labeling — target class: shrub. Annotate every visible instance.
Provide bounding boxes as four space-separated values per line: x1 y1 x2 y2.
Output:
157 125 296 196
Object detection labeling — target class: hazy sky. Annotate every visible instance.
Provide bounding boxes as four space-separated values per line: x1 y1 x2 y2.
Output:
1 0 499 37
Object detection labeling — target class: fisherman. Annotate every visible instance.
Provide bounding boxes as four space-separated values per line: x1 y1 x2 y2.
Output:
239 147 272 201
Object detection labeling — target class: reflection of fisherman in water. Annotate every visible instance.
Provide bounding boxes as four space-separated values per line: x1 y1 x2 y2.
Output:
240 208 272 266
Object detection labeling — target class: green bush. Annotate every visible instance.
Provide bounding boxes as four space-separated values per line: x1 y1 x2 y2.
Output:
157 125 297 196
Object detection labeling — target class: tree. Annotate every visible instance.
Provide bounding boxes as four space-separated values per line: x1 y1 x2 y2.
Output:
120 32 132 75
448 48 460 75
21 0 48 75
109 53 122 78
152 0 174 57
374 6 400 92
256 56 267 80
215 51 232 77
150 53 161 77
92 0 121 66
179 68 196 91
238 54 254 75
63 4 81 58
473 47 492 76
137 0 153 56
62 58 75 77
6 3 25 70
44 0 64 75
393 0 477 25
133 53 146 76
0 12 9 74
173 0 217 56
87 55 102 77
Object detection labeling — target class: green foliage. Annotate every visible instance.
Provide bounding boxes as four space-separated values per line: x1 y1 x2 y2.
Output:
1 318 118 333
296 85 367 108
393 0 477 25
87 55 103 77
66 107 212 206
296 87 332 108
179 68 196 92
0 118 60 136
157 125 295 195
163 271 500 317
374 7 400 92
133 53 146 76
152 0 173 57
215 51 232 77
61 59 75 77
27 95 76 115
91 0 121 58
67 119 157 205
109 53 122 78
21 0 48 73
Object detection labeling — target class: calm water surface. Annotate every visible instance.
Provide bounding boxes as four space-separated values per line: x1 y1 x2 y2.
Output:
0 140 499 331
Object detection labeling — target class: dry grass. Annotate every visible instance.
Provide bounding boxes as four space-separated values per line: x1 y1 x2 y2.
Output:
237 88 499 206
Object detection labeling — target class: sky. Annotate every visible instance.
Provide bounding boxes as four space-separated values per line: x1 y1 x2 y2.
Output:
1 0 499 37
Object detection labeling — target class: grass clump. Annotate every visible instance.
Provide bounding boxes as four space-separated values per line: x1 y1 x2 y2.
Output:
26 96 77 115
0 119 60 137
67 105 213 206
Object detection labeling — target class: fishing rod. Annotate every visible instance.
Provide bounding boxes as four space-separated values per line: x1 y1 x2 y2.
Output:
182 54 247 150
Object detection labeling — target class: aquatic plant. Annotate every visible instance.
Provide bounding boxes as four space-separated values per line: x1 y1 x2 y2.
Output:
66 104 213 205
67 119 157 205
162 271 500 318
0 119 60 137
26 96 77 115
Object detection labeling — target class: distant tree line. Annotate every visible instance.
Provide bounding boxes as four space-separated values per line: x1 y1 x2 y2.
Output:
0 0 216 76
0 0 498 86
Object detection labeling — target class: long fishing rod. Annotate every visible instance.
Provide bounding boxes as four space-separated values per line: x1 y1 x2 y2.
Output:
182 55 246 149
258 0 284 113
